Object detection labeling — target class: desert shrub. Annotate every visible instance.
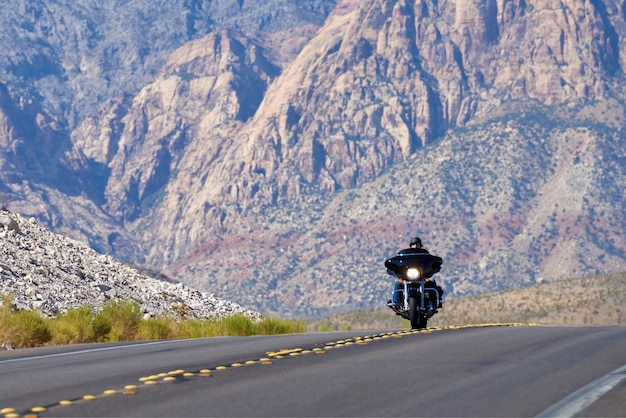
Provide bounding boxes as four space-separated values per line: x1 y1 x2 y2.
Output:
0 297 52 348
220 314 256 336
137 317 175 340
173 315 306 338
258 316 306 335
95 300 142 341
1 294 307 349
51 306 96 344
175 319 213 338
12 310 52 347
91 310 112 342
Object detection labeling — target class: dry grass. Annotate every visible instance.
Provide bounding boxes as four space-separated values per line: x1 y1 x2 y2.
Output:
436 271 626 326
307 271 626 330
1 298 307 349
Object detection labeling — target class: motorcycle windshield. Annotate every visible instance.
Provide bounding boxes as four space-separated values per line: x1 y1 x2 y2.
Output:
384 251 442 279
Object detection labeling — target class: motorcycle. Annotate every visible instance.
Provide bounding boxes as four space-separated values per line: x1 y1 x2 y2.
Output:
385 250 443 329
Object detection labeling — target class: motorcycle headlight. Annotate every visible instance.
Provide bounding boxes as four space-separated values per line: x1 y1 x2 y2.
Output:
406 268 420 280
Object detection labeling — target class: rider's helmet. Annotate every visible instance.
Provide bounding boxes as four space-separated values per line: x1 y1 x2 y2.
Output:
410 237 422 247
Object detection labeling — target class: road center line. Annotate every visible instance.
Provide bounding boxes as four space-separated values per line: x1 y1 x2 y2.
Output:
536 363 626 418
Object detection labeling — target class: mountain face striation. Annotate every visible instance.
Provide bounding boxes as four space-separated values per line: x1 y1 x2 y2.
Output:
1 0 625 317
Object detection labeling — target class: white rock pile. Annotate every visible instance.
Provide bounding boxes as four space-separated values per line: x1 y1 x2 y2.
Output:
0 209 260 320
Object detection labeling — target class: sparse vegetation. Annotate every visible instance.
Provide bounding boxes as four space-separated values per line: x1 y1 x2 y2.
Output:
96 300 143 342
308 271 626 330
51 306 99 344
0 297 306 349
437 271 626 326
0 295 52 348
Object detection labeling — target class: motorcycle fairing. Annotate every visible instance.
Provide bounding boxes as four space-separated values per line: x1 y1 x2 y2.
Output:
384 250 443 279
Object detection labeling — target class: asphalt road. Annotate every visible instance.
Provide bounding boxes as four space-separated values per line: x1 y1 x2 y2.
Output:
1 325 625 417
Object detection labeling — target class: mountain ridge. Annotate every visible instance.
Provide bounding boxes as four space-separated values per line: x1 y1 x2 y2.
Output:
1 0 626 317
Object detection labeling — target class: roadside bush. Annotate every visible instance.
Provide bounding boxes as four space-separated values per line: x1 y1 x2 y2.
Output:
0 296 52 348
176 319 214 339
51 306 96 344
258 316 306 335
220 314 256 336
1 293 307 349
95 300 142 341
137 317 175 340
91 310 112 342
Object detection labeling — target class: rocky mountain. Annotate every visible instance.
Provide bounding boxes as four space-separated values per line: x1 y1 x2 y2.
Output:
1 0 626 318
0 208 259 320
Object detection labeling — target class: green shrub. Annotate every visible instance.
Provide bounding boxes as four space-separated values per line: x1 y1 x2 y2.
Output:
258 316 307 335
176 319 208 338
137 317 175 340
91 310 113 342
220 314 256 336
51 307 96 344
95 300 142 341
1 294 52 348
1 293 307 349
1 308 52 349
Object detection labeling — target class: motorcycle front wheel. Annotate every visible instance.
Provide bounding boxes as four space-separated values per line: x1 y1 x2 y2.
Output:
408 297 427 329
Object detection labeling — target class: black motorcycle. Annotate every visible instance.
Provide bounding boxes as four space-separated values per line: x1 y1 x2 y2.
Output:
385 249 443 329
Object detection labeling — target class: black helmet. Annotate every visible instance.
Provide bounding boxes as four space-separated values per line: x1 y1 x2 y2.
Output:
410 237 422 246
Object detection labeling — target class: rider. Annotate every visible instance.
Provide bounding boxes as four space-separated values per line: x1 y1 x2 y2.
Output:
388 237 443 308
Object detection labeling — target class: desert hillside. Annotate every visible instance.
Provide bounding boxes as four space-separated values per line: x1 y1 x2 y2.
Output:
308 271 626 330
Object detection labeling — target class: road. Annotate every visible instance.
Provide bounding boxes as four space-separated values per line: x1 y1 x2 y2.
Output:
1 325 625 417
